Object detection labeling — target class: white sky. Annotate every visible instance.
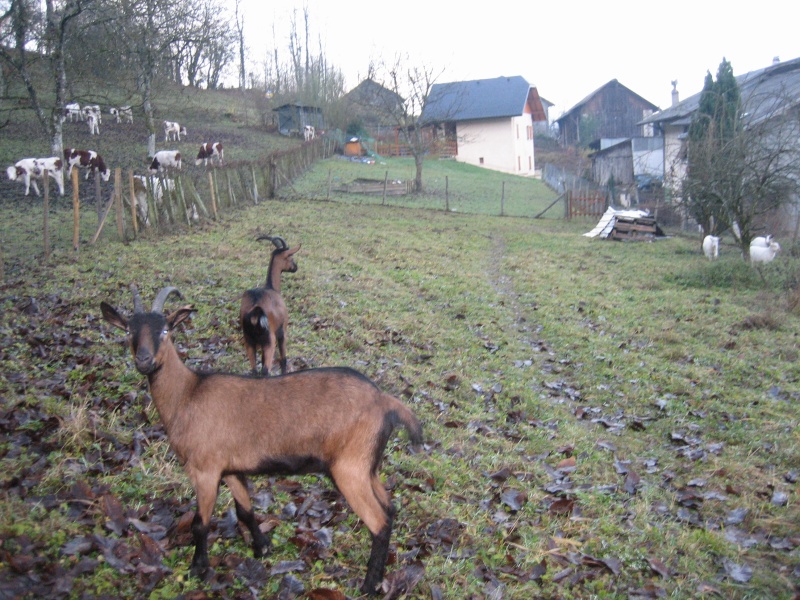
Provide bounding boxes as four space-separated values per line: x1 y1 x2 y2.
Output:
232 0 800 117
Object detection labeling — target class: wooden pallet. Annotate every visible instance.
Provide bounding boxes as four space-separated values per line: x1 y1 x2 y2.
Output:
610 215 662 241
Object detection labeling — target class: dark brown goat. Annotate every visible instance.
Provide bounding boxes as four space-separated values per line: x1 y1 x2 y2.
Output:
240 235 300 375
100 285 422 595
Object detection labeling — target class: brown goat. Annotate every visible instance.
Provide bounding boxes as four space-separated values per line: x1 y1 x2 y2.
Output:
100 285 422 595
240 235 300 375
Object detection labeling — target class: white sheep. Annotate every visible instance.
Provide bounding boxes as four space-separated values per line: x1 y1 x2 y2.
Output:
751 235 772 248
702 235 720 260
750 240 781 264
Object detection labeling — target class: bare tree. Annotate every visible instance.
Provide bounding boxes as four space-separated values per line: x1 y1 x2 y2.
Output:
683 83 800 257
0 0 92 155
233 0 245 89
97 0 197 156
373 55 445 193
173 0 235 88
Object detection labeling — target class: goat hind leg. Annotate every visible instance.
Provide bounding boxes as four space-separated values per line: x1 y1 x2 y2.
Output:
332 465 394 594
262 342 277 377
245 342 258 375
276 325 288 374
224 474 271 557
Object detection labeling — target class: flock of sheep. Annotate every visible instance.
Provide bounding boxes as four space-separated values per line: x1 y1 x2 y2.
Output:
703 233 782 264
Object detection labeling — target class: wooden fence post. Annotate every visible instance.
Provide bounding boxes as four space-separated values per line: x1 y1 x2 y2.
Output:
564 190 571 219
208 171 218 219
72 168 80 251
129 170 138 236
43 176 50 259
95 173 102 222
445 176 449 212
382 170 388 205
269 156 277 198
327 169 332 199
115 169 124 239
501 181 505 216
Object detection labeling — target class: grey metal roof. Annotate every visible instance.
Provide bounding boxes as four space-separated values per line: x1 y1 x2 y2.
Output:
421 76 533 123
640 56 800 127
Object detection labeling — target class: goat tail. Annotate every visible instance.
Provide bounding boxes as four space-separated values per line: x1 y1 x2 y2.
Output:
242 306 270 344
384 393 423 445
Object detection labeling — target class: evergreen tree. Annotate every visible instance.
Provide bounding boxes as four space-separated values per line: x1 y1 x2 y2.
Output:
685 59 741 237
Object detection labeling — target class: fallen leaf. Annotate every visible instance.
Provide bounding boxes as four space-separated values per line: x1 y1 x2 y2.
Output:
648 558 671 579
723 558 753 583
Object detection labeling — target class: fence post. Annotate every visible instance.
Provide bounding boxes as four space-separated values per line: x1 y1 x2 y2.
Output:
564 190 571 219
208 172 218 219
501 182 505 216
72 169 80 251
382 170 388 205
269 157 277 198
95 174 102 222
115 169 124 239
327 169 332 200
129 170 138 236
43 177 50 259
252 166 259 204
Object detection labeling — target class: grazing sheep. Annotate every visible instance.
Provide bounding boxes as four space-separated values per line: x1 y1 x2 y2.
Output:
750 239 781 264
702 235 720 260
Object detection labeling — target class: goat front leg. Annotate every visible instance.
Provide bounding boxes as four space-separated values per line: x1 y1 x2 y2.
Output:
224 474 271 557
189 472 220 578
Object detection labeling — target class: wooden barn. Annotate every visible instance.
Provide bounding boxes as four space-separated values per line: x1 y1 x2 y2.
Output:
556 80 659 147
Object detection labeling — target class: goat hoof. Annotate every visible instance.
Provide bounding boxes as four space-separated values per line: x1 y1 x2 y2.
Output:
360 581 381 596
189 559 210 579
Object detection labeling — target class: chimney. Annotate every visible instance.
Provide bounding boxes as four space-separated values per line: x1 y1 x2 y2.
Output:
671 80 679 107
773 56 781 65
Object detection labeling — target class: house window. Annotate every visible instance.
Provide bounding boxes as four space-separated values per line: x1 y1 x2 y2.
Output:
518 156 521 171
516 125 519 139
479 157 484 165
527 126 533 140
529 156 532 170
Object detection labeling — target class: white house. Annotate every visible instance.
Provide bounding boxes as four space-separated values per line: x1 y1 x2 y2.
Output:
421 76 548 176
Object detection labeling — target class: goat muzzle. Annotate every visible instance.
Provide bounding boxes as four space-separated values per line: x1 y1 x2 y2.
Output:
134 348 156 374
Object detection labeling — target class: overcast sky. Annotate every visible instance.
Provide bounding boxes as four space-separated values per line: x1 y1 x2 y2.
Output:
233 0 799 117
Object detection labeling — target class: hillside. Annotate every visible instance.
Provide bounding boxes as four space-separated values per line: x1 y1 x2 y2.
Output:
0 85 299 184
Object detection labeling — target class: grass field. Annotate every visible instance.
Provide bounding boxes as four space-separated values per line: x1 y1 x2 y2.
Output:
1 185 799 598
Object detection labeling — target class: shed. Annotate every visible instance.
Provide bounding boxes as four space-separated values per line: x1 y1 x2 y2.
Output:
272 103 324 137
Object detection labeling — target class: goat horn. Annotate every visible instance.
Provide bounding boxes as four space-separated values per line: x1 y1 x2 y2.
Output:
130 284 144 314
256 234 288 249
151 286 182 313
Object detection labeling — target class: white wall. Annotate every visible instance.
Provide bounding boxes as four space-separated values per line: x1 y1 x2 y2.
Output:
455 115 535 175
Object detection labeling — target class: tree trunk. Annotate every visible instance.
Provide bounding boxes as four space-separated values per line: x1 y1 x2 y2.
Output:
414 154 424 193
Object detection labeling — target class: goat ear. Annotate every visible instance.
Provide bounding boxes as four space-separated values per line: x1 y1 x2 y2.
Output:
100 302 129 331
167 305 195 330
287 244 301 255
